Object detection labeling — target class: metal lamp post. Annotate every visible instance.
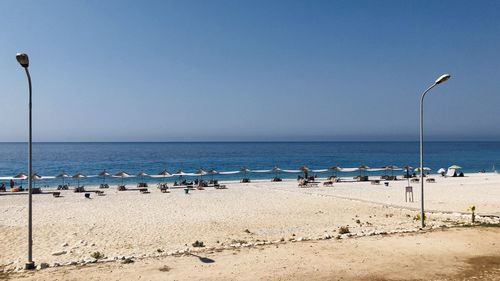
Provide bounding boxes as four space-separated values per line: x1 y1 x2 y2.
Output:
16 52 35 270
419 73 451 228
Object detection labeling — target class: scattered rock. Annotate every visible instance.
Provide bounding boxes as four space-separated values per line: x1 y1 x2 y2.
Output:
36 262 49 270
61 242 68 247
51 250 67 256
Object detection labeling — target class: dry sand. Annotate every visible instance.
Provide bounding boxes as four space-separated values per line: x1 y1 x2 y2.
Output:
3 227 500 281
1 172 499 279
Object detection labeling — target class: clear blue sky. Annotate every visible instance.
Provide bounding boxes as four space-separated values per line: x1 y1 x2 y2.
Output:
1 0 499 142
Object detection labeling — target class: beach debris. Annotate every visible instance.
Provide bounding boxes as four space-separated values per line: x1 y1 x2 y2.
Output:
90 251 105 260
121 258 134 264
192 241 205 247
36 262 49 270
468 205 476 223
51 250 67 256
338 226 350 234
159 265 172 272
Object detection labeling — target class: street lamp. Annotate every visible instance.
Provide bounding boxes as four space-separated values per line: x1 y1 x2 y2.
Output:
419 73 451 228
16 52 35 270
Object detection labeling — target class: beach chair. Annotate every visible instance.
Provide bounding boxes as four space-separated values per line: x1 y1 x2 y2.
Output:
117 185 127 191
410 178 419 183
52 192 61 198
74 186 86 193
426 178 436 183
139 188 149 194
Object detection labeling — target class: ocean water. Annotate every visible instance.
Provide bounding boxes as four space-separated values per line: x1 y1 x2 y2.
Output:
0 142 499 187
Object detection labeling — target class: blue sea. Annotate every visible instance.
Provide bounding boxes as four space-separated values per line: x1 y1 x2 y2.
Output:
0 142 499 187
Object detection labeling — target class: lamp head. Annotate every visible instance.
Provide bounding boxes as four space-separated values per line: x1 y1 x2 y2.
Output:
16 53 29 68
435 74 450 85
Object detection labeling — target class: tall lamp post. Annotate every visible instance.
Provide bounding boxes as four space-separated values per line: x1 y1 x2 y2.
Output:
16 53 35 270
419 73 451 228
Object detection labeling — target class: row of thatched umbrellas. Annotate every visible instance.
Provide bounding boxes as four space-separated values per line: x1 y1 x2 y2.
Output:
9 164 441 187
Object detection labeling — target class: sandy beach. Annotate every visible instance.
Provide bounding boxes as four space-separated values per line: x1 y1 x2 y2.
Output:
1 172 499 278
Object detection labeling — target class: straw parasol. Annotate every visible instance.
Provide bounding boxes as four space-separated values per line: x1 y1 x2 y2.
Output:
195 168 207 181
329 166 341 177
158 169 171 182
272 166 282 178
384 165 399 177
241 167 251 180
207 169 218 181
12 172 28 188
13 172 28 180
358 164 370 176
56 171 70 186
448 165 462 170
137 171 149 183
32 174 42 188
299 165 310 178
72 172 86 187
114 171 131 186
98 170 111 184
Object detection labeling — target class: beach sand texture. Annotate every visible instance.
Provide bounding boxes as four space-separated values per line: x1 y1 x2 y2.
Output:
0 172 499 270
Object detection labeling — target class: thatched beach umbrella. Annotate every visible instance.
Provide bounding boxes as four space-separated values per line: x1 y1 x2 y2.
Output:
56 171 70 186
272 166 282 178
114 171 131 186
241 167 251 180
329 166 341 177
72 172 86 187
137 171 149 182
158 169 171 182
32 174 42 188
195 168 207 181
98 170 111 184
358 164 370 176
448 165 462 170
207 169 218 181
300 165 310 178
384 165 399 177
13 172 28 188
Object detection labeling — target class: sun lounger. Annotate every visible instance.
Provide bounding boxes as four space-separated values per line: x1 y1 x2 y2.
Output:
410 178 419 183
240 178 251 183
52 192 61 198
307 182 319 187
117 185 127 191
323 181 333 187
371 180 380 185
74 186 86 193
426 178 436 183
271 177 282 182
139 188 149 194
214 184 227 189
